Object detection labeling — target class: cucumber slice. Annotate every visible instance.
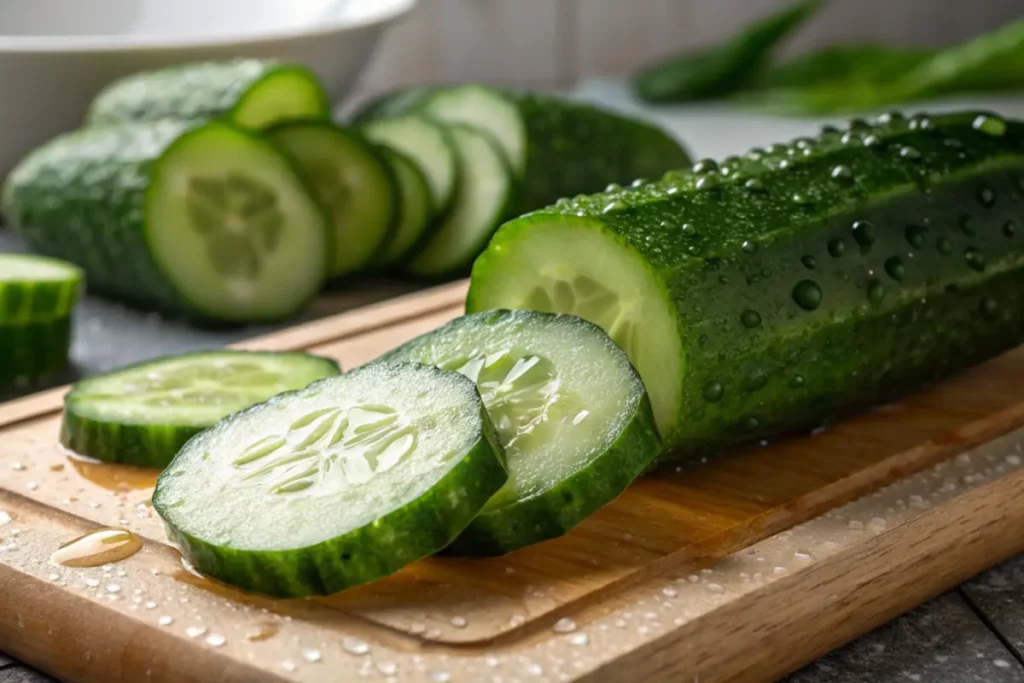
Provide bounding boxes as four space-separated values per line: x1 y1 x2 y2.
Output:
406 124 514 278
0 253 83 325
61 350 341 469
373 147 433 267
4 120 330 322
153 362 508 597
362 116 458 216
382 310 660 555
268 122 396 278
88 60 330 130
1 316 73 391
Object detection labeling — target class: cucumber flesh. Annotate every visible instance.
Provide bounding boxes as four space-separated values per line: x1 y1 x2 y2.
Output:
268 122 396 277
153 362 508 597
374 147 433 266
406 125 514 278
148 123 329 320
231 66 331 130
362 117 458 216
0 253 83 325
62 350 341 469
382 310 660 555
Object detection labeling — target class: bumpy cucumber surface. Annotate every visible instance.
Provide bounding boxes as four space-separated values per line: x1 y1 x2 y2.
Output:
268 122 396 277
382 310 660 555
62 350 340 469
374 147 433 267
153 362 507 597
406 124 514 278
3 120 330 322
469 111 1024 457
353 85 692 213
87 60 330 130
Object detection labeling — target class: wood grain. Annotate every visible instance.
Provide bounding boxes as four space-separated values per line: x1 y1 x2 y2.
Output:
2 280 1024 681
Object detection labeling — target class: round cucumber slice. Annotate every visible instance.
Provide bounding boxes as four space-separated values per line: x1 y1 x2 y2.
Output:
467 216 683 441
362 116 458 216
374 146 433 267
62 350 341 469
1 315 72 391
0 253 83 325
268 122 397 277
406 124 515 278
153 362 508 597
382 310 660 555
147 122 330 321
231 65 331 130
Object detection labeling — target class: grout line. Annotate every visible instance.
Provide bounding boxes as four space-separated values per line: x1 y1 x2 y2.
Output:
958 586 1024 668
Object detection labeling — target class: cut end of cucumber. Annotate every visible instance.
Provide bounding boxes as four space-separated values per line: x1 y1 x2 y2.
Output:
0 254 83 283
421 85 526 175
468 217 683 440
146 123 329 321
374 147 433 266
232 66 330 131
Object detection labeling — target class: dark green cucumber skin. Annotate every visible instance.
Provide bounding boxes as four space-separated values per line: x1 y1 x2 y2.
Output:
380 309 661 555
352 87 692 214
60 351 341 469
0 316 72 390
470 111 1024 459
87 60 329 128
2 120 322 321
154 366 508 598
0 268 83 325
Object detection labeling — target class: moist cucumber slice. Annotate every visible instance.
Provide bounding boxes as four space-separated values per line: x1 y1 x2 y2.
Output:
469 111 1024 458
381 310 660 555
1 316 73 391
61 350 341 469
87 60 330 130
268 122 396 277
405 124 514 278
0 253 83 325
361 116 458 216
3 120 330 322
153 362 508 597
373 147 433 267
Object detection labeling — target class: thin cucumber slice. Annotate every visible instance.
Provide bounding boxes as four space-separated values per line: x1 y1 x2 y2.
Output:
362 116 458 216
153 362 508 597
373 147 433 267
382 310 660 555
88 60 331 130
1 316 72 391
62 350 341 469
405 125 515 278
268 122 397 277
0 253 83 325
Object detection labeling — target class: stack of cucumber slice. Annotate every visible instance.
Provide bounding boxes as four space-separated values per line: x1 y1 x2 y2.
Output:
0 254 83 390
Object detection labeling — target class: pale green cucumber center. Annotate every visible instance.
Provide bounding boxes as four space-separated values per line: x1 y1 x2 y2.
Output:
147 127 327 320
71 354 332 425
0 254 80 282
423 86 526 175
363 117 456 212
471 221 682 439
232 70 327 131
407 126 510 276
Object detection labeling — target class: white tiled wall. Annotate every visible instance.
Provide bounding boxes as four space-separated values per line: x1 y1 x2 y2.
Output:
357 0 1022 93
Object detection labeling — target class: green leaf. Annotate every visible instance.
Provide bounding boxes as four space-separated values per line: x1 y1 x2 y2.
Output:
633 0 826 103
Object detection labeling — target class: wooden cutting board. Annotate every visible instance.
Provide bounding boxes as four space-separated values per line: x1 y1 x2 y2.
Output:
3 281 1024 683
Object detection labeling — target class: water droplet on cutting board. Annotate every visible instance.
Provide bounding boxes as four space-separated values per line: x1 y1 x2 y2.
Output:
553 617 576 633
51 528 142 568
450 616 467 628
342 636 370 656
302 648 322 663
429 670 451 682
0 511 11 526
205 633 226 648
281 659 298 673
157 616 173 627
569 633 590 646
186 626 207 639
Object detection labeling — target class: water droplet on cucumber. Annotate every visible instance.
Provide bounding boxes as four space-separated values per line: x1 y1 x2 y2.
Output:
905 224 928 248
792 193 812 206
742 416 760 430
937 238 952 255
976 185 996 208
964 248 986 272
745 369 768 392
1004 220 1018 238
909 114 933 130
703 381 724 403
899 146 921 161
862 134 882 148
792 280 823 311
801 255 817 269
827 238 846 257
692 159 718 174
789 374 806 388
744 178 766 193
830 165 853 183
885 257 905 282
867 279 886 304
741 310 762 328
741 240 758 255
852 220 876 247
972 114 1006 137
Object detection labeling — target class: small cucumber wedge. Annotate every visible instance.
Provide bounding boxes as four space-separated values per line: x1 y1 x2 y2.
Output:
268 122 396 278
362 116 458 217
87 60 330 130
469 111 1024 459
3 120 329 322
406 124 514 278
352 85 691 213
62 350 341 469
373 147 433 267
0 254 83 390
382 310 660 555
153 362 508 597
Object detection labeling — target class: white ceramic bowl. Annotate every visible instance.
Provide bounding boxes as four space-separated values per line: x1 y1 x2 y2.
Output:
0 0 417 178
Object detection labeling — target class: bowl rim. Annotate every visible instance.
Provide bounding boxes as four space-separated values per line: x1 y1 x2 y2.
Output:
0 0 416 53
